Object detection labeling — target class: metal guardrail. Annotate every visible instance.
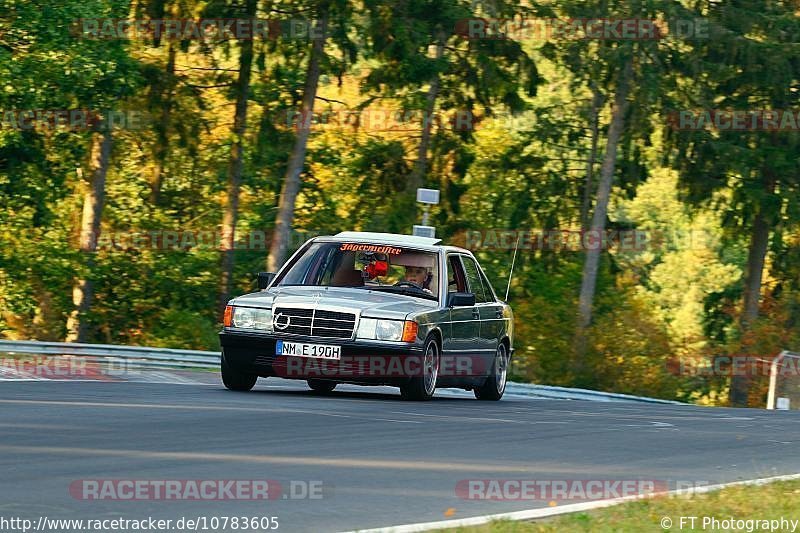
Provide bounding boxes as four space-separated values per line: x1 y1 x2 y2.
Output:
505 382 683 404
0 339 220 367
0 339 684 404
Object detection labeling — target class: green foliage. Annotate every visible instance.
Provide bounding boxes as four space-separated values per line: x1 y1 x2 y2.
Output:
1 0 799 407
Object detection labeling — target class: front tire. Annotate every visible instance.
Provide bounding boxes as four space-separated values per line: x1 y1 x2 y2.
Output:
400 336 440 401
474 343 509 401
307 379 337 393
221 352 258 391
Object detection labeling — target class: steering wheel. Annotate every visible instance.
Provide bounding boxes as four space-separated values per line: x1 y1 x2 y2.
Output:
394 280 424 290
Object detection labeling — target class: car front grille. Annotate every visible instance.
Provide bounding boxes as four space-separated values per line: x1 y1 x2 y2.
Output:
273 307 356 339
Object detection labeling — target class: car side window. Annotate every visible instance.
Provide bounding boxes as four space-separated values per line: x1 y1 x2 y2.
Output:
461 256 488 303
447 255 467 294
478 269 497 302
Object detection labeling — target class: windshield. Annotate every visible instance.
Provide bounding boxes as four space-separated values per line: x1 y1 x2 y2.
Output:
276 242 439 300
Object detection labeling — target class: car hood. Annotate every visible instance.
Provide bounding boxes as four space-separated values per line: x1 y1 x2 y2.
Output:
231 285 437 320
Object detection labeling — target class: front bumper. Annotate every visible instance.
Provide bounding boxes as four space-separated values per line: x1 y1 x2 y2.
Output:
219 330 424 385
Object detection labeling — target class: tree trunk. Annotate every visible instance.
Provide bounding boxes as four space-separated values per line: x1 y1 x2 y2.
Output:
741 211 770 325
65 130 113 342
267 11 328 273
730 173 775 406
573 59 633 372
580 85 603 231
150 42 176 206
217 0 257 315
406 33 446 196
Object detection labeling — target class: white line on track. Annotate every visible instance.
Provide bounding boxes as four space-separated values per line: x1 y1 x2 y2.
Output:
559 410 755 420
344 472 800 533
0 376 216 385
0 444 568 473
0 398 422 424
388 411 569 424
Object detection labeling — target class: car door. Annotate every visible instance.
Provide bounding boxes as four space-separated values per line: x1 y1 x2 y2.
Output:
474 256 504 349
460 255 500 374
444 254 480 374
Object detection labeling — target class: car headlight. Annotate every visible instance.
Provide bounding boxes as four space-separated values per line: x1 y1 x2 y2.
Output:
232 307 272 331
356 318 377 339
376 320 403 341
254 308 273 331
357 318 417 342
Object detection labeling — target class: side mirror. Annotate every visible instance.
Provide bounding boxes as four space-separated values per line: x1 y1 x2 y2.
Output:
448 292 476 307
257 272 276 290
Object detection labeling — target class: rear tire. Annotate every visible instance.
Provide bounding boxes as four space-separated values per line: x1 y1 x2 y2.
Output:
400 336 439 401
474 343 508 401
307 379 337 393
221 352 258 391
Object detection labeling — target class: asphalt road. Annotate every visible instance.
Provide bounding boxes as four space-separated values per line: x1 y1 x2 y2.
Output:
2 374 800 532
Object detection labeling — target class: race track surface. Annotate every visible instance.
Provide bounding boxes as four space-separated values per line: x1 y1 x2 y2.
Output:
2 374 800 532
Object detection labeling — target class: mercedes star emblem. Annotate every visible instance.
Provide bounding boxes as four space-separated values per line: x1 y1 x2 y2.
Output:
273 312 291 330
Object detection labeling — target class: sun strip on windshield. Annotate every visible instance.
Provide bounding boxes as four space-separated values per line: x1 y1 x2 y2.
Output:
339 243 402 255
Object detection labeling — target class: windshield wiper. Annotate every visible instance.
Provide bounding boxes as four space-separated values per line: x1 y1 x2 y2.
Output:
366 285 438 301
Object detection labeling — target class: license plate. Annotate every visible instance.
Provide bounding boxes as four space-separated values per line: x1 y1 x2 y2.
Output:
275 340 341 360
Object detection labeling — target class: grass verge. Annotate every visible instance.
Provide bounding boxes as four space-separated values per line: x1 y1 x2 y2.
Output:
444 478 800 532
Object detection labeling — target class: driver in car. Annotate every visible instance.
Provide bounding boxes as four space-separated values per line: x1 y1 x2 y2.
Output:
402 266 433 293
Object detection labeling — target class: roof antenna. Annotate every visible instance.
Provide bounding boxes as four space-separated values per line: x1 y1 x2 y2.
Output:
505 232 521 301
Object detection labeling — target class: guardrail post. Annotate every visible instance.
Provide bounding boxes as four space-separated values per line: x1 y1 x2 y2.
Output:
766 351 784 410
